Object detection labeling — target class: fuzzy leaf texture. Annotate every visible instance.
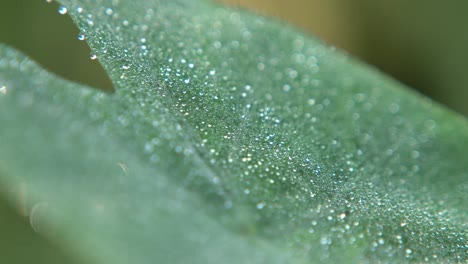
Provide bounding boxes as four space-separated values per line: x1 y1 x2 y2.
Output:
0 0 467 263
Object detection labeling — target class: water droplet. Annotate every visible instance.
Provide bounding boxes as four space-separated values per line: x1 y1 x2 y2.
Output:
140 37 146 43
282 84 291 92
0 85 7 95
213 41 222 49
78 34 85 41
122 20 129 26
288 69 298 79
425 119 436 130
184 78 190 84
76 7 83 13
256 202 265 209
46 0 53 3
122 65 130 70
29 203 49 234
224 200 232 209
257 62 265 71
188 63 194 68
90 54 97 60
389 103 400 113
144 143 153 153
105 8 113 16
209 70 216 75
58 6 68 15
320 236 331 245
400 221 407 227
308 98 316 105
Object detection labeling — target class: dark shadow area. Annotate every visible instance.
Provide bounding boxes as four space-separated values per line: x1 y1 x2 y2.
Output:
0 0 114 91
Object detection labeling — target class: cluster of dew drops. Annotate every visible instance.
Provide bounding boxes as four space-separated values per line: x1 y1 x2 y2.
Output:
49 0 98 60
42 0 467 262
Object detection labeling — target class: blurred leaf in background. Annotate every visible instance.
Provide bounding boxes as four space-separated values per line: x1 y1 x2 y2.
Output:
220 0 468 116
1 0 467 114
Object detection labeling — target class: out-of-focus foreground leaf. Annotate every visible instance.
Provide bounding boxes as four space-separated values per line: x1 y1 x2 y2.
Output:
0 0 466 263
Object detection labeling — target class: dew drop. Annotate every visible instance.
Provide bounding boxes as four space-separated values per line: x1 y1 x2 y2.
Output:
224 200 232 209
150 154 158 162
288 69 298 79
45 0 53 3
58 6 68 15
213 41 222 49
0 85 7 95
78 34 85 41
90 54 97 60
76 7 83 13
184 78 190 84
29 203 49 234
282 84 291 92
257 62 265 71
320 236 331 245
308 98 316 105
144 143 153 153
256 202 265 209
105 8 113 16
209 70 216 76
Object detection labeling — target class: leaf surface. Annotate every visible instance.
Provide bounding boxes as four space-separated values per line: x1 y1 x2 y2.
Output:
0 0 467 263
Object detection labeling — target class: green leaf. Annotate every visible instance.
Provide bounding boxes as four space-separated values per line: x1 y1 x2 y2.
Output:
1 0 467 263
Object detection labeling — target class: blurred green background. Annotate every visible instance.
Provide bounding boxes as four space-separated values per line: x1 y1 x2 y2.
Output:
220 0 468 116
0 0 467 115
